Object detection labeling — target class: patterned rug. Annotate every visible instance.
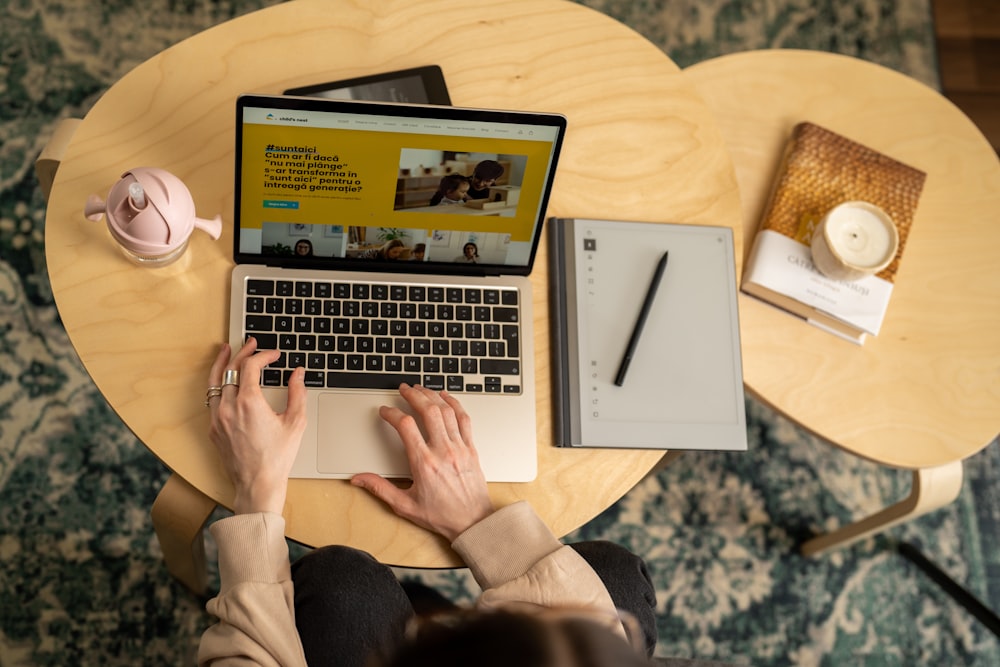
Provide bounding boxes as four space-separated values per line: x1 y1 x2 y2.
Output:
2 0 998 665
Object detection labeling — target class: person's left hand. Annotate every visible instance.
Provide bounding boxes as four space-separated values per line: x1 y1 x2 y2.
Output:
207 338 307 515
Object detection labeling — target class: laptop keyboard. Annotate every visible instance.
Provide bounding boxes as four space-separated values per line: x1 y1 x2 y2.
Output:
241 278 523 394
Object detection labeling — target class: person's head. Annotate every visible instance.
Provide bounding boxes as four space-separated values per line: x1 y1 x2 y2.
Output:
413 243 426 260
438 174 470 200
470 160 504 190
378 608 650 667
462 242 478 258
294 239 313 256
382 238 406 260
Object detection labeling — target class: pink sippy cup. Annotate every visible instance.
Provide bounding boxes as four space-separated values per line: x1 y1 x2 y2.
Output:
85 167 223 266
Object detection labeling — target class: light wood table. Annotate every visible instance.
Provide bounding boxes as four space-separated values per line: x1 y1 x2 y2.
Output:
44 0 742 591
684 50 1000 556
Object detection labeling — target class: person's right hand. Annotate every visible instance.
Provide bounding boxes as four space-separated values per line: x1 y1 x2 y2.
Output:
208 338 307 515
351 384 495 542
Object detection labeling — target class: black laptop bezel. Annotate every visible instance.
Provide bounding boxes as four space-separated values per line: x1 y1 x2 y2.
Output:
233 93 567 278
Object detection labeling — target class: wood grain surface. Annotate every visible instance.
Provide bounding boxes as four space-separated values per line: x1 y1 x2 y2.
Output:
685 49 1000 471
45 0 742 567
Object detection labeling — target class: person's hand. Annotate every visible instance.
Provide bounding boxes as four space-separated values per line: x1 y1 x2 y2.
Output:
207 338 307 515
352 384 495 541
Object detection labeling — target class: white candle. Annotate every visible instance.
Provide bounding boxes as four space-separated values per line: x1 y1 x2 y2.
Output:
810 201 898 281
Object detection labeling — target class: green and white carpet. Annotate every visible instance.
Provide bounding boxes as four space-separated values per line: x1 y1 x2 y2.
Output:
2 0 998 664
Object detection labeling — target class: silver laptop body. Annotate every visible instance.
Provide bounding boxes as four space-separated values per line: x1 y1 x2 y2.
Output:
229 94 566 482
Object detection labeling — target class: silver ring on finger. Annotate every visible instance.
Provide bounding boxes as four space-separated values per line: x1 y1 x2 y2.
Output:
222 369 240 388
204 386 223 407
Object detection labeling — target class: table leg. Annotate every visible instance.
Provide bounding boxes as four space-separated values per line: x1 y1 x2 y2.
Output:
800 461 964 557
151 472 218 595
35 117 81 201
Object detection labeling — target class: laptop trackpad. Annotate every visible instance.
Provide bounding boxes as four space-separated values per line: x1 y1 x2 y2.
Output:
315 392 411 478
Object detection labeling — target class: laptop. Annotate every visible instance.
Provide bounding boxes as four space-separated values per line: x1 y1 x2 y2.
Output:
229 93 567 482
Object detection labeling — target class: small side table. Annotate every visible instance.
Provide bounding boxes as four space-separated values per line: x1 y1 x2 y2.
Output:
684 49 1000 555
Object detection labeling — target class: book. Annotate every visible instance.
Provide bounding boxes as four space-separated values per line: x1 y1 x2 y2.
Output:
741 122 926 343
548 217 746 451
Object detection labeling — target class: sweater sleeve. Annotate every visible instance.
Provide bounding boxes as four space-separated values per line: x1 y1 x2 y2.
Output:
197 513 308 667
451 501 626 638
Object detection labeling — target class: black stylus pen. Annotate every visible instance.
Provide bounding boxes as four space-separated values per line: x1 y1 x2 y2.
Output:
614 250 669 387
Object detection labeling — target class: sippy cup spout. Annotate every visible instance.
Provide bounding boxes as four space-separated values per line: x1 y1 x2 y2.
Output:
128 182 147 210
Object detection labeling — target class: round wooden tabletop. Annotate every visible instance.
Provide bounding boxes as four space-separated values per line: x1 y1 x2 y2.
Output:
45 0 741 567
685 49 1000 471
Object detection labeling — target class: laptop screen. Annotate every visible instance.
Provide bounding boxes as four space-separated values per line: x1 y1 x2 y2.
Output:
234 94 566 276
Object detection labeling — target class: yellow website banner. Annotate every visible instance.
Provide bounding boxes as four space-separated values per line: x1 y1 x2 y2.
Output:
240 123 553 242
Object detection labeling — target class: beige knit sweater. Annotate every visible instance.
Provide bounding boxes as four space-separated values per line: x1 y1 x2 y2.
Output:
197 501 625 666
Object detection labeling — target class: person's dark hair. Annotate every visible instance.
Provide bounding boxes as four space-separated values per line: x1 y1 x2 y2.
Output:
378 610 650 667
430 173 469 205
472 160 504 181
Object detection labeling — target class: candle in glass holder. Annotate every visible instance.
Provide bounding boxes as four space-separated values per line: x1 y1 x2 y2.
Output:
810 201 898 281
